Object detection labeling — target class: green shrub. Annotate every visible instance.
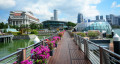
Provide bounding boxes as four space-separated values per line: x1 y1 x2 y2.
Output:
106 34 112 38
88 31 100 37
11 32 21 35
77 32 86 37
31 30 38 34
70 32 74 37
3 29 7 33
7 31 12 34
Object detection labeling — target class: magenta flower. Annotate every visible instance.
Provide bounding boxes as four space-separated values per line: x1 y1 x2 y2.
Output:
30 45 50 64
30 49 34 54
21 60 33 64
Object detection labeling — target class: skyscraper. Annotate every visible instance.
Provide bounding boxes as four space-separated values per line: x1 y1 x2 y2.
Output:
54 9 58 20
77 13 83 23
96 15 99 20
100 16 103 20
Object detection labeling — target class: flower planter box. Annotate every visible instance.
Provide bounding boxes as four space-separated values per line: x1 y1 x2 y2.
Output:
49 50 54 56
55 43 57 47
89 37 98 39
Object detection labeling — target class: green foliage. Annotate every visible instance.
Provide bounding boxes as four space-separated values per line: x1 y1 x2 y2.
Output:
77 32 86 37
88 31 100 37
3 29 7 33
106 34 112 38
67 22 76 27
29 23 43 29
31 30 38 34
7 31 12 34
11 32 21 35
70 32 74 37
0 22 8 29
112 25 120 28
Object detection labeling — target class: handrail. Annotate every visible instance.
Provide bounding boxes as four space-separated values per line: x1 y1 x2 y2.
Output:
0 31 60 63
0 50 22 62
68 31 120 64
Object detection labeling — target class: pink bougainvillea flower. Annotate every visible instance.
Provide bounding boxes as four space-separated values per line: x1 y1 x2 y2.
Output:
21 60 33 64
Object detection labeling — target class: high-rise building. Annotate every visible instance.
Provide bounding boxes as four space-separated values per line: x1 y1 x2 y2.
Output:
77 13 83 23
106 15 111 24
8 11 39 26
96 15 99 20
106 15 110 19
100 16 103 20
106 14 120 25
54 9 58 21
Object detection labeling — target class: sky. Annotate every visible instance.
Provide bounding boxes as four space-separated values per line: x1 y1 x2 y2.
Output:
0 0 120 23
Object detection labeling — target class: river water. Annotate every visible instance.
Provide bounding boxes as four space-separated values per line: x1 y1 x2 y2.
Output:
113 29 120 36
0 35 50 59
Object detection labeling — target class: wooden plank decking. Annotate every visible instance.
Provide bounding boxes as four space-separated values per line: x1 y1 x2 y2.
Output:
48 32 91 64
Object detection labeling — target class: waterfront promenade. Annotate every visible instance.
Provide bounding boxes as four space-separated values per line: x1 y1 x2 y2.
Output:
48 32 91 64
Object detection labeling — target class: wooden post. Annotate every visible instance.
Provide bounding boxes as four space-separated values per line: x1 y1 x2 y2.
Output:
84 39 86 58
78 36 81 50
17 48 26 63
22 49 26 60
100 47 103 64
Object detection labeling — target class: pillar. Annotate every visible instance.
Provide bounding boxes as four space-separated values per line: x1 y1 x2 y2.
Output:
4 38 5 43
112 30 114 38
15 21 16 25
12 21 13 26
113 34 120 55
18 21 20 27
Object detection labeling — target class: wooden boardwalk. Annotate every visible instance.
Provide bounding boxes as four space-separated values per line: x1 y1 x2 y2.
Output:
48 32 91 64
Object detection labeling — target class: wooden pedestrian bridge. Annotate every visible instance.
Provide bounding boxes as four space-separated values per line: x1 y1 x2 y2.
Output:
0 31 120 64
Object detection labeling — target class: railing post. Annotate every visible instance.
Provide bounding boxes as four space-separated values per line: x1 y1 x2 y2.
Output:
77 35 79 45
22 49 26 61
84 39 89 59
73 33 75 42
85 40 89 59
17 48 26 63
78 36 81 50
100 47 103 64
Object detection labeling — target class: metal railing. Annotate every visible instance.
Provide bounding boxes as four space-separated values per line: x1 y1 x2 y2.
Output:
0 32 59 64
68 31 120 64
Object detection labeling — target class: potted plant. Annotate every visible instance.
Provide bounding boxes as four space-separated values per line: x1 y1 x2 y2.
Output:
13 60 33 64
30 45 50 64
58 31 65 38
45 39 55 56
21 60 33 64
53 36 61 47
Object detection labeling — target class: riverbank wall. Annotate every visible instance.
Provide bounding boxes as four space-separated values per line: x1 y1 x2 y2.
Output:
13 35 36 40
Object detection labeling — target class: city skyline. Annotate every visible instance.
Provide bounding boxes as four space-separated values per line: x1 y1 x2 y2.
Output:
0 0 120 23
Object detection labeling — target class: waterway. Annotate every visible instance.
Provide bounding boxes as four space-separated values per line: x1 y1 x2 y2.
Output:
0 35 50 59
113 29 120 36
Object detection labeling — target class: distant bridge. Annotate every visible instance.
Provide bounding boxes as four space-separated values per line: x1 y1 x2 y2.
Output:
0 35 14 43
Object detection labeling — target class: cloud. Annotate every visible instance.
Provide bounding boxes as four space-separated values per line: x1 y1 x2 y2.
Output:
0 0 16 9
21 0 101 22
111 1 120 8
116 5 120 7
111 1 116 8
0 17 7 23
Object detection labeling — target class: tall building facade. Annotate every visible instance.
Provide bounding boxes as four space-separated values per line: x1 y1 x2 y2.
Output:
8 11 39 26
100 16 103 20
77 13 83 23
54 10 58 21
106 14 120 25
96 15 99 20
